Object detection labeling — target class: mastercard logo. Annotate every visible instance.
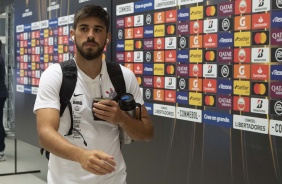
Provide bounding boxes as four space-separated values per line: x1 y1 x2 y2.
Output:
135 41 142 49
49 55 53 62
63 45 68 53
205 95 215 106
206 5 216 16
166 65 175 74
254 83 266 95
254 32 267 44
136 77 142 85
205 51 216 61
166 25 175 35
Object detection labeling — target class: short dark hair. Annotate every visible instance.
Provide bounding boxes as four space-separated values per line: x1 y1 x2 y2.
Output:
73 4 110 32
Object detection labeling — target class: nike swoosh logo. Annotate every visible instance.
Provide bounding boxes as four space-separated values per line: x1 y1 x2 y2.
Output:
73 94 83 97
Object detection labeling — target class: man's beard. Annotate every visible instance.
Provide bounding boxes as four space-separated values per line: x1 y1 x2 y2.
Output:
76 38 106 60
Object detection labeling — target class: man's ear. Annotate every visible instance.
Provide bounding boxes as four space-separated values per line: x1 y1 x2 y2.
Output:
106 32 112 45
70 29 75 42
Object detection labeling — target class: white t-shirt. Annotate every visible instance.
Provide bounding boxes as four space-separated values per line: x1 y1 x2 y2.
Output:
34 60 143 184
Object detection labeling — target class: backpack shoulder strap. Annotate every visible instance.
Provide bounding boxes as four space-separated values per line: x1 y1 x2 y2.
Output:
41 59 77 160
106 62 126 101
59 59 77 117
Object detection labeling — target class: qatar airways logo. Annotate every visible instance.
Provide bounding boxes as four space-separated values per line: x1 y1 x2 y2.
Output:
219 2 233 16
116 52 124 62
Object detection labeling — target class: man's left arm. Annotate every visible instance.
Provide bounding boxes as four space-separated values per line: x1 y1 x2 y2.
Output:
118 104 153 141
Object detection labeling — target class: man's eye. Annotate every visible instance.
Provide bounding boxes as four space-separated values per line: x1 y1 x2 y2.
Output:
95 29 102 32
81 27 88 31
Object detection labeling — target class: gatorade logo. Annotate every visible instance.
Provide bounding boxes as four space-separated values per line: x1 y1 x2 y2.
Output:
235 15 251 30
189 78 202 91
234 64 250 79
190 35 203 48
125 28 133 39
240 17 246 26
153 89 164 101
154 51 164 62
154 12 165 24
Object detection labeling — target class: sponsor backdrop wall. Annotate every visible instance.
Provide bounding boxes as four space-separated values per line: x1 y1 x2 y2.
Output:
15 0 282 183
14 0 112 146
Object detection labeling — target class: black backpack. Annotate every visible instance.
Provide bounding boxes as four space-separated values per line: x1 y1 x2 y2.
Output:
41 59 126 159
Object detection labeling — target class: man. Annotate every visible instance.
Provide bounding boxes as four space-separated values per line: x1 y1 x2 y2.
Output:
0 40 8 161
34 4 154 184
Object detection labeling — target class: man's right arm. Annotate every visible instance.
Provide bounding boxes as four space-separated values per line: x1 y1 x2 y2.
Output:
36 106 116 175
